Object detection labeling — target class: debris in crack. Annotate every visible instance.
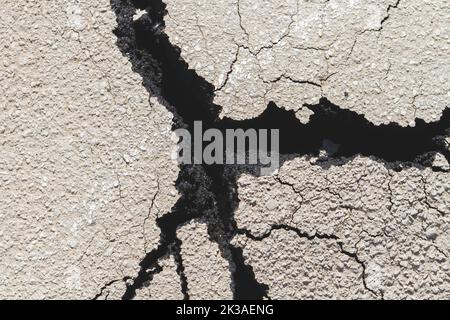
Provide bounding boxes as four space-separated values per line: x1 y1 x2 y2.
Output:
121 164 217 299
111 0 449 300
220 101 450 168
112 0 269 300
0 0 181 300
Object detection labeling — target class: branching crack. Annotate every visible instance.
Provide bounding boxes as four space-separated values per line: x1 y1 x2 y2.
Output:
172 238 189 300
214 45 240 92
380 0 402 31
238 225 381 298
420 176 448 217
337 243 382 299
110 0 449 301
237 224 338 242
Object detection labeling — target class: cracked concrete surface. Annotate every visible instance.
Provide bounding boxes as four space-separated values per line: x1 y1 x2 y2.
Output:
234 156 449 299
1 0 449 300
165 0 450 126
178 221 233 299
233 229 373 299
0 0 178 299
134 256 183 300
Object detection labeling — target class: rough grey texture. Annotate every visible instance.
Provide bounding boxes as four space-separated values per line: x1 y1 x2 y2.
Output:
1 0 449 300
134 256 183 300
0 0 179 299
165 0 450 126
234 156 449 299
178 221 233 300
159 1 450 298
233 229 373 299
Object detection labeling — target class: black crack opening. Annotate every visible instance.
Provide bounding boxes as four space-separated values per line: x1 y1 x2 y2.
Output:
111 0 450 300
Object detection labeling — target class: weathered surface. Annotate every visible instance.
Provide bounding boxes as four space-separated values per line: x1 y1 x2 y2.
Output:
234 156 450 299
165 0 450 126
134 256 183 300
233 229 373 299
178 221 233 300
161 0 450 298
0 0 179 299
1 0 449 301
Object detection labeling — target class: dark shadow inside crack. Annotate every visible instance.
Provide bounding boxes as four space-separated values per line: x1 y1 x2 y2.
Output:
111 0 449 300
221 101 450 168
114 0 449 166
113 0 270 300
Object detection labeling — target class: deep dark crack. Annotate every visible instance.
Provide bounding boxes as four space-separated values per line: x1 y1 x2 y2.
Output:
111 0 450 300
